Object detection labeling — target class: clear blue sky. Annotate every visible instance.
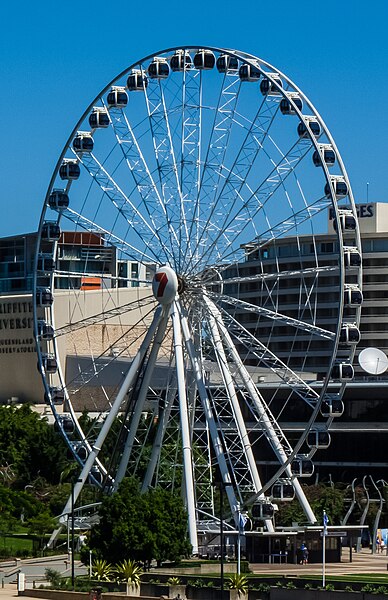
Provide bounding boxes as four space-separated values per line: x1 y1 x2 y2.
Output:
1 0 386 237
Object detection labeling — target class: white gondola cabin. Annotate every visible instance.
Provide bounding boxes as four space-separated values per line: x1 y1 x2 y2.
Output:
41 222 60 241
45 386 64 406
36 287 53 307
54 415 75 434
339 324 361 345
307 429 331 449
170 50 192 72
193 49 215 70
252 502 275 520
331 362 354 381
89 107 110 129
216 53 239 72
344 285 363 307
291 455 314 477
48 189 69 210
127 69 149 90
260 74 282 95
40 354 58 374
37 320 55 340
107 86 128 107
324 178 349 199
321 397 344 417
73 132 94 153
297 119 321 138
280 94 303 115
59 160 80 181
344 247 362 267
313 146 336 168
148 57 170 79
271 479 295 502
239 63 260 82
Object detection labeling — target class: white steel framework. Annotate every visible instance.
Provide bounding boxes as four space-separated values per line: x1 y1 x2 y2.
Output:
33 46 362 550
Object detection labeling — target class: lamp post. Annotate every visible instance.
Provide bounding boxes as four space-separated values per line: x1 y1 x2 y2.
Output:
213 467 225 593
219 480 224 593
71 481 75 590
71 478 83 590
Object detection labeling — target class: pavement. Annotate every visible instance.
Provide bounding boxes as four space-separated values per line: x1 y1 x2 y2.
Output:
0 548 386 600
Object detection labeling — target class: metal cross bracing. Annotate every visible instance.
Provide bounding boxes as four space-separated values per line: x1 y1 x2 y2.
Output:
189 90 284 270
215 305 319 406
198 134 322 270
88 106 177 264
141 69 187 270
183 70 241 268
211 292 336 341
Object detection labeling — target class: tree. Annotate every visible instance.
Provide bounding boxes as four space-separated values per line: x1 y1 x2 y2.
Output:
0 405 69 488
27 511 57 551
88 477 191 565
276 483 346 526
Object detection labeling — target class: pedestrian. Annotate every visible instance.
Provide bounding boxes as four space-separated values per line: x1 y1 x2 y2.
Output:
300 542 309 565
376 537 381 553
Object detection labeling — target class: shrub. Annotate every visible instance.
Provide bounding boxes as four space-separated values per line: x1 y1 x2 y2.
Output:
92 559 114 581
286 581 296 589
225 573 248 595
115 559 142 587
167 577 181 585
44 568 62 588
325 584 334 591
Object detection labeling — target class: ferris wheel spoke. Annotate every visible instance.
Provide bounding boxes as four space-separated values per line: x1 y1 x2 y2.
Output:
114 306 171 489
59 306 164 517
141 75 189 269
72 149 173 264
52 207 158 264
214 303 319 407
54 294 155 338
191 133 315 270
189 92 281 267
210 292 335 341
183 70 242 269
107 94 181 266
205 306 270 503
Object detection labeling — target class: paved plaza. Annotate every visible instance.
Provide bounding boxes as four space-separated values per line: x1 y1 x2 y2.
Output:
0 548 387 600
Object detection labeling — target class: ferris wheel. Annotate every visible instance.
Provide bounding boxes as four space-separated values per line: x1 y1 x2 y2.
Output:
33 46 362 551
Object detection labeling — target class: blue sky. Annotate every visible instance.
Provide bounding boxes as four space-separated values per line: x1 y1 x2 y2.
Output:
0 0 386 237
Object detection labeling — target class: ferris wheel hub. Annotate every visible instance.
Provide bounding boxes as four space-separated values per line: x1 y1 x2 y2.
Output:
152 265 178 305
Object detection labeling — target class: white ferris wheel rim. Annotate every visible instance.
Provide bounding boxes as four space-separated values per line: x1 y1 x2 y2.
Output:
33 46 362 543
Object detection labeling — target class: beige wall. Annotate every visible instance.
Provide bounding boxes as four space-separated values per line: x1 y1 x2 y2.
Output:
0 287 157 405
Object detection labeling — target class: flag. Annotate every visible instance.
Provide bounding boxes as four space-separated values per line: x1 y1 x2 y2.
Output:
323 511 329 535
239 512 248 535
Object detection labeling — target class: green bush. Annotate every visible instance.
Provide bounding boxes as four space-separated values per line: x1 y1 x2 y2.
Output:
44 568 62 588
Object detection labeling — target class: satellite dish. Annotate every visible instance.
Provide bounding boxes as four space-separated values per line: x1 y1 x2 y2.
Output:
358 347 388 375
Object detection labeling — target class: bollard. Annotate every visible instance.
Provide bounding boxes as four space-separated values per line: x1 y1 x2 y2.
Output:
17 572 25 596
2 578 4 588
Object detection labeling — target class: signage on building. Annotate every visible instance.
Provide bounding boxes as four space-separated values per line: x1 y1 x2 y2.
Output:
0 299 35 354
328 204 374 221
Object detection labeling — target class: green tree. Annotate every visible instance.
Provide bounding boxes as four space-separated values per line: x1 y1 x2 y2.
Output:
276 483 346 526
0 405 69 488
27 511 57 551
88 477 191 565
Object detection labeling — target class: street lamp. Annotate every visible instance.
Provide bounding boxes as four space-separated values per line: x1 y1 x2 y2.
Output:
213 468 225 593
71 478 83 590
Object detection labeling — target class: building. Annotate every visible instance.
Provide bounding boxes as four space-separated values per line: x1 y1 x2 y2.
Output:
1 203 388 482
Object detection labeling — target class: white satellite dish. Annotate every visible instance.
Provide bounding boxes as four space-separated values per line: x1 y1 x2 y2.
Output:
358 347 388 375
